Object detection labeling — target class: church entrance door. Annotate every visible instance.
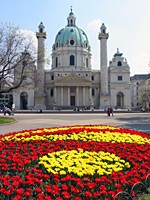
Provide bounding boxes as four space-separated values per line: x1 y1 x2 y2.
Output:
116 92 124 108
20 92 28 110
70 96 75 106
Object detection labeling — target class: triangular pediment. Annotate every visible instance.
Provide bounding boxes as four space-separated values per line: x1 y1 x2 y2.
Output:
54 73 91 86
56 74 91 83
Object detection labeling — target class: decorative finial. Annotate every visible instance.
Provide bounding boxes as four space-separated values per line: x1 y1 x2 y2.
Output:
114 48 123 57
71 6 72 12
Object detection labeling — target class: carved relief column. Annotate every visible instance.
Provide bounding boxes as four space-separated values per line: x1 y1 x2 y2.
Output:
61 87 63 106
83 87 85 106
68 87 70 106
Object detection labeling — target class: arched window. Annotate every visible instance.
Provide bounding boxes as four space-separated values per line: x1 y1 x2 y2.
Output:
56 57 58 67
86 58 88 67
118 61 122 66
70 55 75 65
103 29 105 34
40 28 43 33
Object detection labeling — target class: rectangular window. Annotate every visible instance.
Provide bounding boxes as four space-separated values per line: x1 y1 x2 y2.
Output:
50 88 54 97
92 88 95 96
91 76 94 81
51 75 54 80
70 86 75 93
118 76 122 81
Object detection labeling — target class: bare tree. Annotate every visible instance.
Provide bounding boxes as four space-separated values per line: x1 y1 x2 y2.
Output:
0 23 36 94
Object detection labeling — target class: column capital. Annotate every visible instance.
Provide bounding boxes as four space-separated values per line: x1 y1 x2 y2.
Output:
98 33 109 40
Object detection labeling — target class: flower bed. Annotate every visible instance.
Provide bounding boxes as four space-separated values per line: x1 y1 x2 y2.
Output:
0 125 150 200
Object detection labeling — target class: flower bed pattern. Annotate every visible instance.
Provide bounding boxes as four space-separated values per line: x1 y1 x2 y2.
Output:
0 125 150 200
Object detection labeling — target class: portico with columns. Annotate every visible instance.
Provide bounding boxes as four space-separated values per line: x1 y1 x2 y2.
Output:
53 86 92 107
46 73 92 108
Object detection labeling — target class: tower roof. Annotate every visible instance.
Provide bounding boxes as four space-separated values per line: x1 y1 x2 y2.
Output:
38 22 45 29
69 6 74 16
113 48 123 57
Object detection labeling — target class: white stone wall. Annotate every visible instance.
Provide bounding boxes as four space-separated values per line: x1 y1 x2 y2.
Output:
110 86 131 108
13 89 34 110
109 52 131 108
52 46 91 69
13 91 20 110
131 81 138 107
110 70 130 83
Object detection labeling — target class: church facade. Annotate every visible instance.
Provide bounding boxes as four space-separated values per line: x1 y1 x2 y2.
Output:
13 9 131 110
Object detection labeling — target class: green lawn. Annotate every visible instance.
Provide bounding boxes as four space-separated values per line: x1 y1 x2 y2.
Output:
0 117 16 124
139 194 150 200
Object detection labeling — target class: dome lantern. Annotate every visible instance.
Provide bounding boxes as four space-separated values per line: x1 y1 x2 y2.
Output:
38 22 45 33
100 23 107 34
54 8 89 48
67 6 76 26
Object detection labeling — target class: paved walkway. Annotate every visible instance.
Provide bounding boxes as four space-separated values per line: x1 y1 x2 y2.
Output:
0 112 150 135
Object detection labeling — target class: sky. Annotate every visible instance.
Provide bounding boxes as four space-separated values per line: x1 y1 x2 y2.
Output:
0 0 150 76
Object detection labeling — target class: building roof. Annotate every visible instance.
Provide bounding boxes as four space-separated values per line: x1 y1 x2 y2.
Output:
113 48 123 58
130 74 149 81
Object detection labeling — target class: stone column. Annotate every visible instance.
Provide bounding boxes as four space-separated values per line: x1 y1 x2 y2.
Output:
99 39 108 94
61 87 63 106
76 86 79 106
83 87 85 106
68 87 70 106
98 23 109 95
98 23 110 108
34 22 46 110
89 87 92 101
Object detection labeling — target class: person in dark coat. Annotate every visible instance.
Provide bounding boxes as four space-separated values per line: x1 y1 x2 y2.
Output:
107 107 110 117
110 107 114 116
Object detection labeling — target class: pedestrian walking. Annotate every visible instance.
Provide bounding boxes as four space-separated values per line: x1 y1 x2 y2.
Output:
12 103 15 115
110 107 114 116
3 104 11 115
107 107 110 117
3 103 7 115
6 107 12 115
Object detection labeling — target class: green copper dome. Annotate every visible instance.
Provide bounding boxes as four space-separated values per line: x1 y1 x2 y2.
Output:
55 26 88 46
53 9 89 48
